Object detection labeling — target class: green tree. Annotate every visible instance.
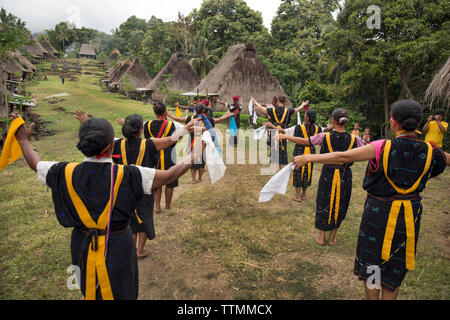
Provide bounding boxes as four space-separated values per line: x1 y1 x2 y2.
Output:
334 0 450 137
139 16 172 76
188 23 222 78
0 8 30 136
191 0 266 55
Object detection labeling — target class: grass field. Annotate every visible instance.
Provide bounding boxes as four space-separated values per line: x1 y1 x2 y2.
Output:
0 59 449 300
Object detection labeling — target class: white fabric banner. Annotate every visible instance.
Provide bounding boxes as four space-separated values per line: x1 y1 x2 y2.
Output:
258 164 295 203
253 125 266 140
202 130 227 185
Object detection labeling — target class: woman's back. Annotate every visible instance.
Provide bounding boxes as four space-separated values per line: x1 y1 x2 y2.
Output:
363 137 446 197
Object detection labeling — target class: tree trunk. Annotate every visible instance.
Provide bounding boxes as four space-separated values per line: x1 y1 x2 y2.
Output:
383 75 390 138
1 61 8 141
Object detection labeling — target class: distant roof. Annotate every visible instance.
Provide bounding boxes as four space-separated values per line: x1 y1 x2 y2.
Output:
180 91 219 97
79 44 96 56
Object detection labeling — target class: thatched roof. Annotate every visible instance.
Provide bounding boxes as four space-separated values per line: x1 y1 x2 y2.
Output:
108 49 121 61
118 58 152 90
424 58 449 110
192 43 292 111
109 59 132 85
40 39 58 56
1 54 27 76
10 50 36 73
25 36 49 58
147 52 199 97
79 44 96 56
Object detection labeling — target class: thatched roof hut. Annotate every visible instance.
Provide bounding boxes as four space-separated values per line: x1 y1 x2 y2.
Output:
118 58 152 90
1 54 27 79
78 44 96 59
109 59 132 86
192 42 292 112
146 52 199 101
424 58 449 111
10 50 36 74
25 36 49 60
108 49 121 61
40 39 59 57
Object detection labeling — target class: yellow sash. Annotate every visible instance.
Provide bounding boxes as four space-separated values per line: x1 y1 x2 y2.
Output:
325 133 356 225
271 108 288 151
380 140 433 270
120 139 146 166
299 125 318 183
148 121 173 170
135 210 143 224
65 163 124 300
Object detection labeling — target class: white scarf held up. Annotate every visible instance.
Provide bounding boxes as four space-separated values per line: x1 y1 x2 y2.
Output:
258 163 295 202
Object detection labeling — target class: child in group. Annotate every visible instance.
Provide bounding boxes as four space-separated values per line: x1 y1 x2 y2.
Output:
352 123 361 137
363 128 371 145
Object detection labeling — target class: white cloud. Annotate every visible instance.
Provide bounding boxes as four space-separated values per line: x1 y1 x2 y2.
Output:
0 0 281 34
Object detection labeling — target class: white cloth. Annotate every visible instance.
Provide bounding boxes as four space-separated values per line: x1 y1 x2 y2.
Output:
258 163 295 203
202 130 227 185
173 121 184 132
253 125 266 140
297 112 302 125
285 126 296 137
36 157 156 195
248 98 257 125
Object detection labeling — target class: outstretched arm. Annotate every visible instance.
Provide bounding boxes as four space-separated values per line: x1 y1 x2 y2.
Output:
264 122 286 134
152 142 205 189
251 97 269 116
213 111 232 124
217 100 227 107
167 111 188 123
151 120 194 151
294 101 308 114
13 115 40 172
293 144 376 169
279 134 310 146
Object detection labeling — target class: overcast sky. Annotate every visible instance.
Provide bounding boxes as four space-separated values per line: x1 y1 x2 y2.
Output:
0 0 282 34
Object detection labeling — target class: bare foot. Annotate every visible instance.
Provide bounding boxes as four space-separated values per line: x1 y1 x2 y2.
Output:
137 250 150 259
328 238 336 246
154 207 161 214
292 197 302 203
315 235 325 246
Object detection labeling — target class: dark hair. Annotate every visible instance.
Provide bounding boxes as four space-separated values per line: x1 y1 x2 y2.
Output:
272 96 278 104
391 100 423 131
153 102 166 116
332 108 349 126
77 118 114 157
306 109 317 124
194 103 205 115
122 114 143 139
278 96 287 104
435 109 445 117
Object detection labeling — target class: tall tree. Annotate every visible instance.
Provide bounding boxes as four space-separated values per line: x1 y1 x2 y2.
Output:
188 23 221 78
191 0 266 55
0 8 30 137
334 0 449 137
